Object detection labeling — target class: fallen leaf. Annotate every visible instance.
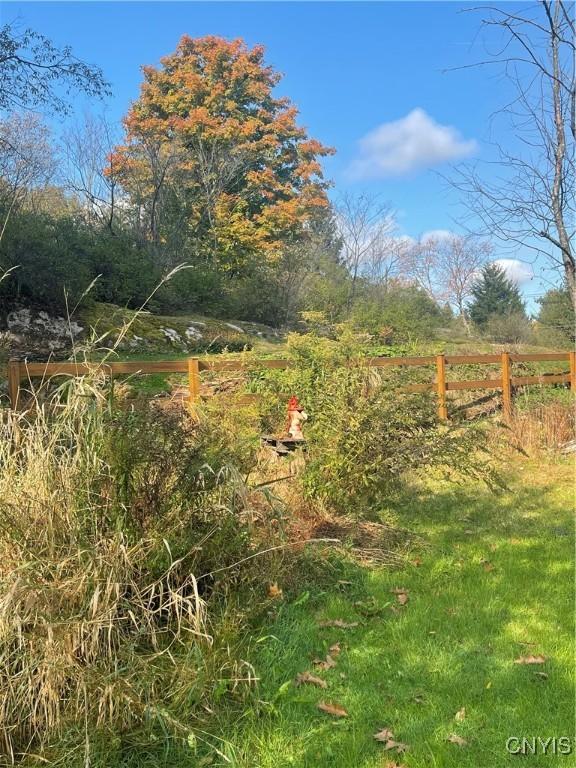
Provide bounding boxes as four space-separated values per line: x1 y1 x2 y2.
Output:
374 728 395 742
413 694 425 704
455 707 466 722
318 619 359 629
295 672 327 689
482 562 494 572
384 763 408 768
514 654 546 664
412 557 422 567
267 583 283 599
390 587 408 595
447 734 467 747
383 739 409 753
313 653 337 670
317 701 348 717
397 592 409 606
329 643 341 656
533 671 549 679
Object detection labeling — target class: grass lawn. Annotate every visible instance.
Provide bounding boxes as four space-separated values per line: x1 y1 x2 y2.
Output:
218 457 574 767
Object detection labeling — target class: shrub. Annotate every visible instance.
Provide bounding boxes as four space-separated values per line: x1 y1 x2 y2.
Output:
251 331 496 516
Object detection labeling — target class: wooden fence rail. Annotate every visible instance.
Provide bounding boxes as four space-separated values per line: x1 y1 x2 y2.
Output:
5 350 575 421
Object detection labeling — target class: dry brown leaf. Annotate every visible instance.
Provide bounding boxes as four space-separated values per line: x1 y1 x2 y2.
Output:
383 740 409 753
318 619 359 629
295 671 327 689
514 655 546 665
313 653 337 670
329 643 341 656
317 701 348 717
374 728 395 742
447 734 467 747
397 592 409 606
412 557 422 567
482 562 494 572
267 583 283 599
391 588 409 606
454 707 466 722
384 763 408 768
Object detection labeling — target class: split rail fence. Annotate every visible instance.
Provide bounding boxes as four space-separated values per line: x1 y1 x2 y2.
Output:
6 351 575 422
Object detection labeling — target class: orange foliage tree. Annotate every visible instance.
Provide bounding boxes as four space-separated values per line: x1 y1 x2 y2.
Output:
110 35 334 271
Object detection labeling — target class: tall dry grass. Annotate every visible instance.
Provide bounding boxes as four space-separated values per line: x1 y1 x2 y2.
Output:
0 374 263 765
506 389 575 453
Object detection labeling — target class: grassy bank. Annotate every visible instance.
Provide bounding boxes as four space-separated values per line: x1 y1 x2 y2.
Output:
221 457 574 767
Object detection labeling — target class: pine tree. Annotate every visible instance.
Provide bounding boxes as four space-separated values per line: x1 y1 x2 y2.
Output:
468 263 526 328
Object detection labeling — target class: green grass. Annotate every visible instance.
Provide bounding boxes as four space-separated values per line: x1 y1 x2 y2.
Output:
218 458 574 767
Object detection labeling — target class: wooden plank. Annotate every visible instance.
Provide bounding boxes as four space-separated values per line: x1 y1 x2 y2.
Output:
501 352 512 423
7 360 20 410
22 360 188 376
198 358 290 372
110 360 188 374
23 362 100 377
510 353 569 362
445 354 501 365
436 354 448 420
364 355 436 367
511 374 570 386
188 358 201 406
400 383 435 393
445 378 502 391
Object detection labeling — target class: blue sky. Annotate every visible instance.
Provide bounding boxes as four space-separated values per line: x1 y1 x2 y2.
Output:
1 1 552 307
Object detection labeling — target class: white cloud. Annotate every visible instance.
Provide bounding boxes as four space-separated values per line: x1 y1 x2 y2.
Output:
348 109 477 179
493 258 534 286
421 229 454 243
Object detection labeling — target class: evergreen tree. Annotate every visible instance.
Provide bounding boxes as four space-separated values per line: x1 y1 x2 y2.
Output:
537 285 575 346
468 263 526 328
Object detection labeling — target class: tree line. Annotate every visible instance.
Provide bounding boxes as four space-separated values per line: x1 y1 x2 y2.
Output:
0 12 573 346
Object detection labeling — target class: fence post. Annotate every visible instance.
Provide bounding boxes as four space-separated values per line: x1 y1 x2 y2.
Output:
501 351 512 423
570 351 576 391
188 358 201 411
7 359 21 411
436 354 448 421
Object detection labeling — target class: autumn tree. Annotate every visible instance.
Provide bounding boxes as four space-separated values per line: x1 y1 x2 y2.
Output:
110 35 334 271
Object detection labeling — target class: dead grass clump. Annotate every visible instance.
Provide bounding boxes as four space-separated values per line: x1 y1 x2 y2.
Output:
507 398 575 453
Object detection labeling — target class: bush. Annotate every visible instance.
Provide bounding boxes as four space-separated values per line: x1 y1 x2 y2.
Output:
485 311 534 344
251 331 496 516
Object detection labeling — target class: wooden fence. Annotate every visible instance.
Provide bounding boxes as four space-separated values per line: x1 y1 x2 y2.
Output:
5 351 575 421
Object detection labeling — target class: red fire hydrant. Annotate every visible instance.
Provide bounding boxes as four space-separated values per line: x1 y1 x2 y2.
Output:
286 395 308 440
